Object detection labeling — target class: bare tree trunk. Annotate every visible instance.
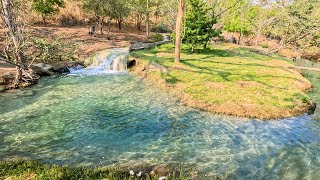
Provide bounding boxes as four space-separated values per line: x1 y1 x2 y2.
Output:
1 0 24 86
107 16 111 38
117 19 122 30
175 0 184 63
146 0 150 38
238 32 242 45
42 14 46 25
136 14 142 31
100 17 104 35
255 29 260 46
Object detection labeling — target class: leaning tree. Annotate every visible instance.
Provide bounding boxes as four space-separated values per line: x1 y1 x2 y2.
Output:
0 0 38 87
0 0 25 86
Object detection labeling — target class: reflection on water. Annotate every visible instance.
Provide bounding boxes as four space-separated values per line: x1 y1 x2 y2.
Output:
0 74 319 179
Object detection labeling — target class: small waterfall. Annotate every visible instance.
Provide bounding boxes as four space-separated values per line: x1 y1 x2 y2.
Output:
69 48 129 75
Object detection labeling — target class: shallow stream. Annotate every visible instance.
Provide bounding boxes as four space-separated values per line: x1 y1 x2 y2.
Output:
0 59 319 179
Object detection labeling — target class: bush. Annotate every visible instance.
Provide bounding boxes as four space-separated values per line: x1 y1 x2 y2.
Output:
29 37 78 63
153 34 164 42
152 23 172 33
259 43 269 48
58 14 85 26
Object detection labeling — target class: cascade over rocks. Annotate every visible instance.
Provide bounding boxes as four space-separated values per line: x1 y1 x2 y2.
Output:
52 61 84 74
70 48 129 75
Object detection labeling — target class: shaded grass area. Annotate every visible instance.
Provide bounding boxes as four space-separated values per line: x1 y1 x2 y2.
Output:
130 43 312 119
0 161 188 180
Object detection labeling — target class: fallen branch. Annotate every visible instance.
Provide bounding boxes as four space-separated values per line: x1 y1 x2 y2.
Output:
0 56 26 69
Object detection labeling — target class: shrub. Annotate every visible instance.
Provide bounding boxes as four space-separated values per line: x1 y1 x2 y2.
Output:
58 14 85 26
29 37 78 63
260 43 269 48
152 23 172 33
153 34 164 42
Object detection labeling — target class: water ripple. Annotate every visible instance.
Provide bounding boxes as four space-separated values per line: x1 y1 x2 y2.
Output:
0 75 319 179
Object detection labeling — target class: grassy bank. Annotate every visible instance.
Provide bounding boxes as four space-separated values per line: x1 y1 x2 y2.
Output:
0 161 188 180
130 44 312 119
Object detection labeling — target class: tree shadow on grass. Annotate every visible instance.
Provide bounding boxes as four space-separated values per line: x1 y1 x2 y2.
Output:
179 60 301 90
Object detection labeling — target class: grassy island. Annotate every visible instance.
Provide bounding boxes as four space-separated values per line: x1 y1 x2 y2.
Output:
130 44 312 119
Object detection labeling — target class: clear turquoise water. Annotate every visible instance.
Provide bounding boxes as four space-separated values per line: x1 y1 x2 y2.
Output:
0 74 320 179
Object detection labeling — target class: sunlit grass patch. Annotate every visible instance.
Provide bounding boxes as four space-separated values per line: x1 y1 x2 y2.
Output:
130 43 312 119
0 161 189 180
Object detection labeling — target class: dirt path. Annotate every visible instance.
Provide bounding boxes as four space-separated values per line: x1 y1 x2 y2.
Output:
27 26 151 60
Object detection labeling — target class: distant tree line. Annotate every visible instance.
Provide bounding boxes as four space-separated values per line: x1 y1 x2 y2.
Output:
1 0 319 84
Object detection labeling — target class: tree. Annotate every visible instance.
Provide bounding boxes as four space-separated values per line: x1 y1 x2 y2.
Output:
146 0 149 37
266 0 320 50
0 0 39 87
250 5 275 46
175 0 184 63
0 0 25 86
183 0 220 51
130 0 150 31
83 0 108 35
32 0 65 25
110 0 130 30
222 0 257 44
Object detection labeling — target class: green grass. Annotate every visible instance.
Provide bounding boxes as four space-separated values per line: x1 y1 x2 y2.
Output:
0 161 188 180
130 43 312 119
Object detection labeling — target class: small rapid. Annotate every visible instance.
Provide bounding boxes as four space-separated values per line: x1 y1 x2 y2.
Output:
69 48 129 75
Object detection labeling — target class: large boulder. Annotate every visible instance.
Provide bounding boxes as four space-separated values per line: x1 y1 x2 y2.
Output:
29 61 84 76
0 85 5 92
29 63 55 76
52 61 84 74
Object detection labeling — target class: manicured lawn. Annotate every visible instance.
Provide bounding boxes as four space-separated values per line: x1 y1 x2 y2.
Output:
130 43 312 119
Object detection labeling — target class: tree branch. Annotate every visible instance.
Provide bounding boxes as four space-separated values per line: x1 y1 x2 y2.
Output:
216 0 242 18
0 56 26 69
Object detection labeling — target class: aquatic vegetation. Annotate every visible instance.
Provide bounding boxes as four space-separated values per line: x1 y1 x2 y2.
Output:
0 161 188 180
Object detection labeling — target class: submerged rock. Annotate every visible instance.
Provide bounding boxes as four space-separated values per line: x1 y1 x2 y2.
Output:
308 102 317 115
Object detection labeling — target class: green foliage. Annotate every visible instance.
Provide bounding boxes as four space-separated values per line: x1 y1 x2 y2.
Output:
32 0 64 16
83 0 111 17
152 23 172 33
222 1 259 35
153 33 164 42
266 0 320 48
31 37 77 63
183 0 220 50
109 0 130 21
260 43 269 48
